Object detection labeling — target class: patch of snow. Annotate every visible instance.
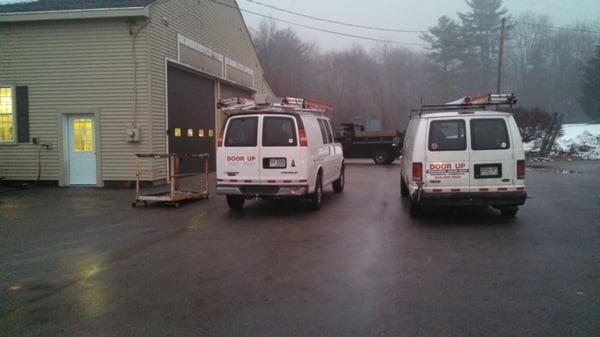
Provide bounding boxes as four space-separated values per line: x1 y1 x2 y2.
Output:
554 124 600 160
0 0 34 4
526 123 600 160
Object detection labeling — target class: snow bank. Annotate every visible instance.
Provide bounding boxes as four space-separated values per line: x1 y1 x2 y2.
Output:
554 124 600 160
525 123 600 160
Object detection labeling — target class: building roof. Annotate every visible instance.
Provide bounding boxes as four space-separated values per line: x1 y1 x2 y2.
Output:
0 0 157 14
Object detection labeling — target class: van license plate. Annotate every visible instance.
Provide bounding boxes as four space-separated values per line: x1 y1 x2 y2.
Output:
267 158 286 168
476 164 501 178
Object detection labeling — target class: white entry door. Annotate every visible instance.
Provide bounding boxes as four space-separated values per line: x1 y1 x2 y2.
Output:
67 115 97 185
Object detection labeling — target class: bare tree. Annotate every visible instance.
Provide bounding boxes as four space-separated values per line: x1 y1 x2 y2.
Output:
374 44 430 129
319 45 380 124
546 23 599 121
505 13 553 107
251 20 318 97
510 106 552 142
249 10 599 137
580 45 600 121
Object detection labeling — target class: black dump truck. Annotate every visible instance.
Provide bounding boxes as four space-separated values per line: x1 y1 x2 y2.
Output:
336 123 403 164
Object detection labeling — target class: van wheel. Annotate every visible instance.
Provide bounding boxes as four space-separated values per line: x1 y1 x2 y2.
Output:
226 195 244 210
373 149 389 165
500 207 518 217
409 199 422 218
311 174 323 210
332 164 345 193
400 176 408 198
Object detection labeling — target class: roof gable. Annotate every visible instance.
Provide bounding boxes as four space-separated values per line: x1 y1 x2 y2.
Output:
0 0 157 14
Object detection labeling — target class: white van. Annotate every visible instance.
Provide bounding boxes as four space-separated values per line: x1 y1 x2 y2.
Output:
400 94 527 217
216 95 344 210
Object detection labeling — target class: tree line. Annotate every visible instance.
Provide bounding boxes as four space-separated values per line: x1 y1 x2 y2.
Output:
250 0 600 133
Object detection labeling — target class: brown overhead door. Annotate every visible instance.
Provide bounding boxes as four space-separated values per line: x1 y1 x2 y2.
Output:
221 84 253 100
168 66 216 173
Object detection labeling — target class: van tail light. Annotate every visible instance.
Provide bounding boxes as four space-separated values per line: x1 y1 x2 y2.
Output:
217 130 224 147
517 160 525 179
298 128 308 147
412 162 423 182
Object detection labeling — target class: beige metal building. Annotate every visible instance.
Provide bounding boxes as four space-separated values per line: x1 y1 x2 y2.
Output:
0 0 273 186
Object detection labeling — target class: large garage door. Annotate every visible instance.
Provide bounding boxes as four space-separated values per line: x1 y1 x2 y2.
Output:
168 66 215 173
221 84 252 100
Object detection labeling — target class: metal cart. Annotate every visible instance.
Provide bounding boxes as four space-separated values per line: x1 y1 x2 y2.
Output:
133 153 210 207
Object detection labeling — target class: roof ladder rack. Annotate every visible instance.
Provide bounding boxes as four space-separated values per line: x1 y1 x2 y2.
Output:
411 93 517 117
218 94 333 114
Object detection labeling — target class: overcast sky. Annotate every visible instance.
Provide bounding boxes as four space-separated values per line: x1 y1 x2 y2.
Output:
1 0 598 51
238 0 600 51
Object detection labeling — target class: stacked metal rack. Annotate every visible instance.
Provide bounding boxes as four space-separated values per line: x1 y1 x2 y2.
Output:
132 153 210 207
411 93 517 117
218 94 333 114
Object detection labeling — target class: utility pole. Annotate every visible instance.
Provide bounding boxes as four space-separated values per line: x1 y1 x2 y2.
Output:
496 17 506 94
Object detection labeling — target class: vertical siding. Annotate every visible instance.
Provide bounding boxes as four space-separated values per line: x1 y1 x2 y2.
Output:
148 0 272 100
0 0 272 184
145 0 272 180
0 18 151 183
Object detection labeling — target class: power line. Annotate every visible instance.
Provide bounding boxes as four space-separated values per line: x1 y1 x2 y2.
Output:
242 1 600 37
242 9 427 46
512 20 600 35
208 0 428 47
241 0 426 34
212 1 598 50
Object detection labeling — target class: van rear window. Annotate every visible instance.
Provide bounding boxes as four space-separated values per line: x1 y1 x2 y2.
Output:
428 120 466 151
225 117 258 147
263 116 297 147
471 119 510 150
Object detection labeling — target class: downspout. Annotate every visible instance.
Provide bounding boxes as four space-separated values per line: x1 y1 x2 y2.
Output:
127 18 150 129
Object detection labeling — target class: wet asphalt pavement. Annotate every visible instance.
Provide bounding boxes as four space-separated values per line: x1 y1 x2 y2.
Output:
0 159 599 336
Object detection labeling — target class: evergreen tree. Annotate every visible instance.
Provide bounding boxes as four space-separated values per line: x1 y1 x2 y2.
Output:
458 0 509 92
421 16 469 100
579 45 600 121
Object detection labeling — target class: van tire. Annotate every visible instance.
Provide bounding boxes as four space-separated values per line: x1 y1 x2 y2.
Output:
409 199 422 218
400 176 408 198
332 164 345 193
226 195 244 210
311 174 323 210
500 207 518 217
373 149 389 165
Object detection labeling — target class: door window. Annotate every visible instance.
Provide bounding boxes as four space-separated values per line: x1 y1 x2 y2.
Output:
72 118 93 152
428 120 466 151
471 119 510 150
225 116 258 147
262 116 297 147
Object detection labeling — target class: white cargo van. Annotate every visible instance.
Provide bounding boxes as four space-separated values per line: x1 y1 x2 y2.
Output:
400 94 527 217
216 95 344 210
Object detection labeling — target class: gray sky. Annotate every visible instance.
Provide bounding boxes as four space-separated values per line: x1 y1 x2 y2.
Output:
1 0 598 51
238 0 600 51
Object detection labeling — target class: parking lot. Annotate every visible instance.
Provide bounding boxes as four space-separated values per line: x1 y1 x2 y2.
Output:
1 159 599 336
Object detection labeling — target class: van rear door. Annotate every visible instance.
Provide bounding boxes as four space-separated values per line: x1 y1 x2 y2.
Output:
425 119 471 190
468 117 515 191
218 115 260 185
259 115 305 185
